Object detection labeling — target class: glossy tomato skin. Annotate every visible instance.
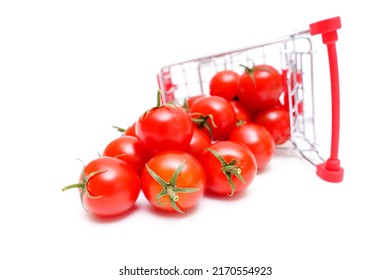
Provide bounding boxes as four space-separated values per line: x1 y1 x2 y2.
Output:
209 70 240 101
141 151 206 213
238 64 283 111
136 105 193 156
198 141 257 196
189 96 236 141
229 123 275 171
82 157 140 217
254 107 290 145
230 100 253 124
187 95 205 109
186 126 212 157
124 122 136 136
102 135 151 177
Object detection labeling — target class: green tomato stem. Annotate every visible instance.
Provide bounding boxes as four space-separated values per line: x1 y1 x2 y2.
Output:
205 148 246 196
157 89 162 107
167 186 179 202
190 113 217 139
112 125 126 133
61 183 83 192
145 160 199 213
61 162 107 213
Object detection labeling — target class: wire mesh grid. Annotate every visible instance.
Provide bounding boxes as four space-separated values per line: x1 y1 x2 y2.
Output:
158 33 326 166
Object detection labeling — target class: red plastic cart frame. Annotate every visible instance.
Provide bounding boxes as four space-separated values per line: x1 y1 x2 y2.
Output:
309 16 344 183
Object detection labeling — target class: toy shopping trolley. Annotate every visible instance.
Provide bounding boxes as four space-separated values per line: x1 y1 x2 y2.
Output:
157 17 344 183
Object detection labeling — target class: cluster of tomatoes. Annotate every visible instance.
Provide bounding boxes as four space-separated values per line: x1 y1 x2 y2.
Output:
62 63 291 217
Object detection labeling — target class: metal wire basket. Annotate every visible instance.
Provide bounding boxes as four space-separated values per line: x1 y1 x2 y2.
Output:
157 17 344 183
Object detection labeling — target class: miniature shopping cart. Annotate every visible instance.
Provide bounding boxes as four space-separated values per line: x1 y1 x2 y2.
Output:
157 17 344 183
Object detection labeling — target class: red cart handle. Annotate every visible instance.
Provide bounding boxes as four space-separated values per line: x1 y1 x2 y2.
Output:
309 16 344 183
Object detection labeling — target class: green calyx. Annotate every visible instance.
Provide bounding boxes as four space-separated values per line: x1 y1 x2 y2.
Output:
182 98 190 112
239 63 270 86
140 89 176 119
190 112 217 139
156 89 175 108
61 160 106 212
145 160 199 214
236 119 247 126
205 148 245 196
240 63 257 86
156 89 163 107
112 125 126 134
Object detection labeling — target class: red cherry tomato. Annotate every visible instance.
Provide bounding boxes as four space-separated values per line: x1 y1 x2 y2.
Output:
186 95 205 109
189 96 236 141
102 135 151 177
254 107 290 145
113 122 136 137
230 100 253 124
238 64 283 111
62 157 140 217
209 70 240 101
136 92 193 155
186 127 212 157
124 122 136 136
198 141 257 196
141 151 206 213
229 123 275 171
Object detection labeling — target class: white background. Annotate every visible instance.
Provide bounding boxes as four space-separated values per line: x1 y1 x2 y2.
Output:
1 1 389 279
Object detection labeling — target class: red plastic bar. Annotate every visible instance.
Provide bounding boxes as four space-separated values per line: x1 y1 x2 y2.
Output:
157 70 176 104
309 16 344 183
